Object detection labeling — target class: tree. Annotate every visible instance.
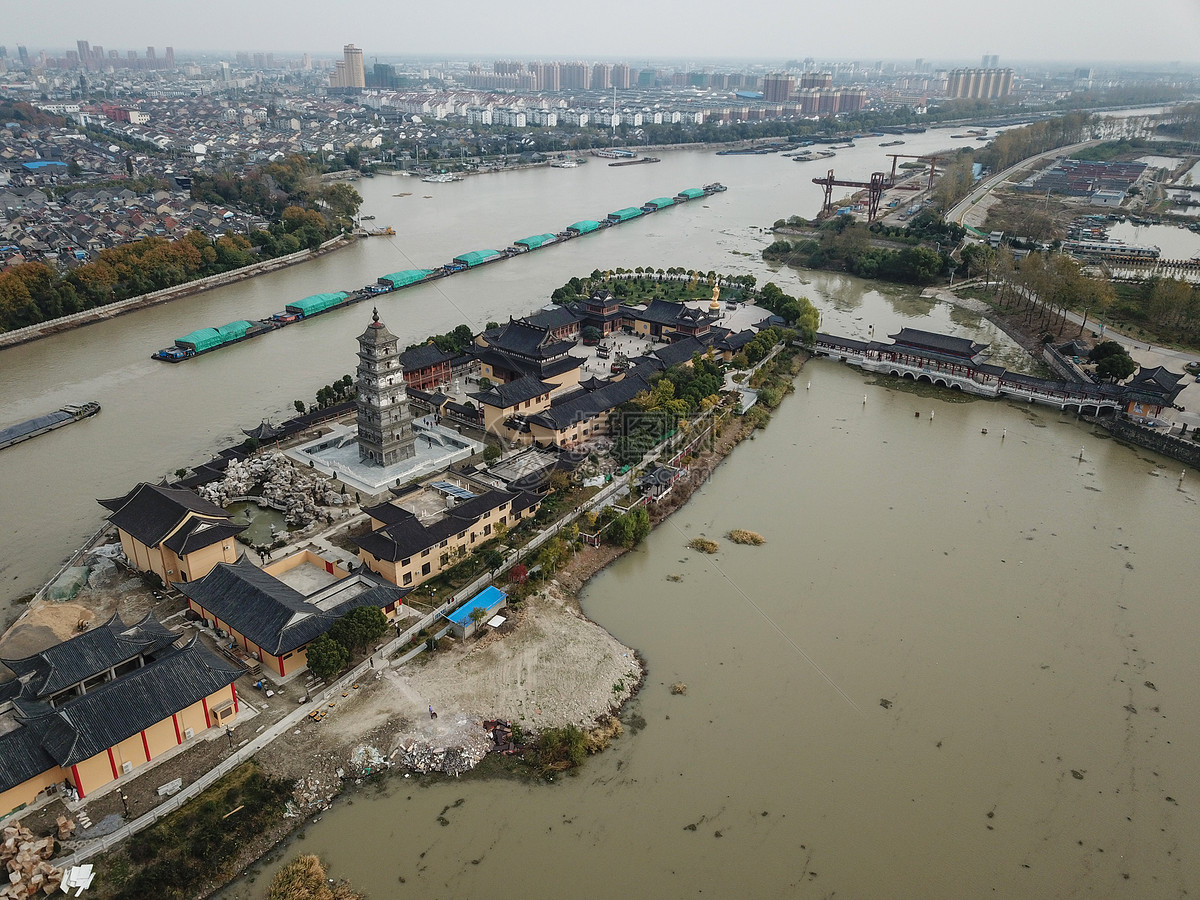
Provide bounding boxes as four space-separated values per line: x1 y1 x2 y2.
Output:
323 183 362 221
329 605 388 653
294 400 306 414
549 471 572 495
469 606 488 633
305 634 349 681
479 547 505 576
509 563 529 584
483 443 502 463
1096 352 1137 382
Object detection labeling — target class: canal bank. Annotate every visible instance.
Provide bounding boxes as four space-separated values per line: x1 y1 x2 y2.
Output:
0 236 355 351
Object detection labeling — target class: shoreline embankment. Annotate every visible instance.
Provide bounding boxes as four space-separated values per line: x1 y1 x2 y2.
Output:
0 234 355 351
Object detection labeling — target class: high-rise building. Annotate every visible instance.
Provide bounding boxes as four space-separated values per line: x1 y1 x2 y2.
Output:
301 53 312 70
946 68 1013 100
591 62 611 90
146 46 156 60
799 72 832 90
355 309 415 467
611 63 631 89
165 47 175 68
981 54 999 69
343 44 366 89
331 60 347 88
76 41 91 69
762 73 794 103
561 62 589 90
531 61 560 91
18 46 29 67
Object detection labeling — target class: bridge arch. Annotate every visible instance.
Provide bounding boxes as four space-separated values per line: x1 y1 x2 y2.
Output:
903 372 915 380
917 374 932 384
933 377 948 387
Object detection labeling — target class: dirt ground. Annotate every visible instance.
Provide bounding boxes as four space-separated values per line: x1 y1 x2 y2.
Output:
256 578 643 791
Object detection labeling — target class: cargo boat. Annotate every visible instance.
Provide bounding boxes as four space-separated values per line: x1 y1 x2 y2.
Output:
152 184 730 362
0 402 101 451
609 157 660 167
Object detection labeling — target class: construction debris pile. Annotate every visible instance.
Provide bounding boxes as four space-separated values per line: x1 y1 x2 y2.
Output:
198 452 346 527
348 745 389 777
393 729 493 776
284 775 338 818
483 719 523 755
0 821 62 899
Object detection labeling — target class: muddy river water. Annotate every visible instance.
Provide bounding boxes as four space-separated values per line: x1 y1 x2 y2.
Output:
1 121 1197 897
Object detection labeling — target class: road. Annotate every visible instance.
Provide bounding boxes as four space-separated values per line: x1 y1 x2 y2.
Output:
946 138 1101 228
1004 282 1200 427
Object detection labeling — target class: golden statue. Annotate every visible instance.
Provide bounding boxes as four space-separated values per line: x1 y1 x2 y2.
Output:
709 284 721 311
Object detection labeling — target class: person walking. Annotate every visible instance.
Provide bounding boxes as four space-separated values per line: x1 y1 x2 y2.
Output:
429 705 438 719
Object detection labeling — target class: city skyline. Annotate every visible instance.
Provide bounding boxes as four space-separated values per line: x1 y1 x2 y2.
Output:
7 0 1200 65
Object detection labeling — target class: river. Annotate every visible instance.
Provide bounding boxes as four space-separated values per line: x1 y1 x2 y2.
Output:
4 119 1199 898
0 125 990 612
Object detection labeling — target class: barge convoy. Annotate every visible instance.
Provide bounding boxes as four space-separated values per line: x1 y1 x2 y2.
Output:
152 184 728 362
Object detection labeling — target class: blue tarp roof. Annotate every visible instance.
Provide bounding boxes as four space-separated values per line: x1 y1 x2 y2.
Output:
447 586 507 626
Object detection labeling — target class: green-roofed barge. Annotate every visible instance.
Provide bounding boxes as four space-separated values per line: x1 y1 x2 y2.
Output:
151 183 728 363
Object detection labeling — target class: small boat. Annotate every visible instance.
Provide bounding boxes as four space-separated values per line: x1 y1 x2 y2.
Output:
421 173 460 183
879 140 905 147
549 158 579 168
361 215 375 220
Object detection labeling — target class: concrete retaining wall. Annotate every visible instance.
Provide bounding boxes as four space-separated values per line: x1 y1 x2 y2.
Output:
1097 417 1200 471
1042 345 1093 384
0 235 353 351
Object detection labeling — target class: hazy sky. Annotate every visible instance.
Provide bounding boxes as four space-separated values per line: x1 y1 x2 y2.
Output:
12 0 1200 65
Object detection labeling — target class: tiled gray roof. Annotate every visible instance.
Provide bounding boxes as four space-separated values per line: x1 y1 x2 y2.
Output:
162 519 245 557
472 375 555 410
18 638 241 768
357 490 519 563
177 559 405 656
527 374 651 431
0 724 58 794
98 482 231 548
400 344 454 370
2 612 179 700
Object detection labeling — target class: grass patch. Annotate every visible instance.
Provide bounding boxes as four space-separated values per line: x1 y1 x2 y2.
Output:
727 529 765 545
267 854 363 900
95 761 294 900
688 537 719 554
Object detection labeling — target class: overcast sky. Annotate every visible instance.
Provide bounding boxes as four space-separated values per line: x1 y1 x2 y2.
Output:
12 0 1200 65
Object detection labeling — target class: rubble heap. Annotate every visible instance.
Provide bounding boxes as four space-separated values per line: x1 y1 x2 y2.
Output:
198 452 348 528
348 745 389 777
284 775 338 817
393 729 493 776
0 821 62 899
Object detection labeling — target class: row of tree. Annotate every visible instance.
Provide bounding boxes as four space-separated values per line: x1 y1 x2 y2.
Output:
0 191 355 332
764 220 946 289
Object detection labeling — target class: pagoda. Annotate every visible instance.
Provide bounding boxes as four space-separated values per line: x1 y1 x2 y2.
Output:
355 308 416 466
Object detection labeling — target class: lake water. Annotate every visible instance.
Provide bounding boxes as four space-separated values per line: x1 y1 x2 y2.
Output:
220 355 1200 900
1107 221 1200 259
